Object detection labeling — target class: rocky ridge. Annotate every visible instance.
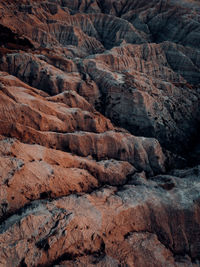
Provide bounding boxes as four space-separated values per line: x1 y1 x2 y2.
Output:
0 0 200 266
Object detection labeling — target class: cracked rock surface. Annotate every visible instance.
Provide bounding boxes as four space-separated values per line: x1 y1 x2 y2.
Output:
0 0 199 266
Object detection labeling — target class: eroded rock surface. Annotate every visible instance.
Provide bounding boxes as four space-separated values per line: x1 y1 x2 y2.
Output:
1 167 200 267
0 0 199 266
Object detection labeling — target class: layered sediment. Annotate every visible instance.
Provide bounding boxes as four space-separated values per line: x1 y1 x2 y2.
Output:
0 0 200 266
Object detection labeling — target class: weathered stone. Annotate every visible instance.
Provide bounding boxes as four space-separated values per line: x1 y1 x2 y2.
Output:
0 0 199 266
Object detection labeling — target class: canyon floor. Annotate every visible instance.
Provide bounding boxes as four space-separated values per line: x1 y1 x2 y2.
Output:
0 0 200 266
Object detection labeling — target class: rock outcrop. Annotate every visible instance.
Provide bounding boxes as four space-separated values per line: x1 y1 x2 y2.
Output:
1 166 200 266
0 0 199 266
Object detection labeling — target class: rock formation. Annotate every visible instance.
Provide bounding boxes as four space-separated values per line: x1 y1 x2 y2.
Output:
0 0 199 266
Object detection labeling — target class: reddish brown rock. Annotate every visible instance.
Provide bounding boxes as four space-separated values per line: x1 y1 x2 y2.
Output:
0 135 135 220
0 72 112 133
0 0 199 266
0 72 166 176
0 166 200 266
0 0 199 157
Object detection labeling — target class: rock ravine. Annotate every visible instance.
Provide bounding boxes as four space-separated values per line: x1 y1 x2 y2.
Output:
0 0 199 266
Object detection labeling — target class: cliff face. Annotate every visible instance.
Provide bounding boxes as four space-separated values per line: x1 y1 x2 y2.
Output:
0 0 200 266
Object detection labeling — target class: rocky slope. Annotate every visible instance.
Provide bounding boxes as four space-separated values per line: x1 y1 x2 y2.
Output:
0 0 200 266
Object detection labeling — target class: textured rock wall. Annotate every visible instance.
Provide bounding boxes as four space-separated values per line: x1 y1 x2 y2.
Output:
0 0 199 266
